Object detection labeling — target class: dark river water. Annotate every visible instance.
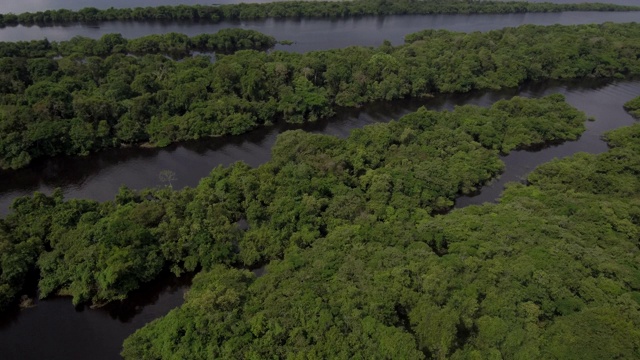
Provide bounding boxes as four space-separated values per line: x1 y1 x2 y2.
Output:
1 6 640 360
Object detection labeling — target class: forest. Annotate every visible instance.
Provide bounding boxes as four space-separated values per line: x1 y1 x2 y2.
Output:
1 89 638 358
1 22 640 169
122 121 640 360
0 94 587 312
0 0 638 27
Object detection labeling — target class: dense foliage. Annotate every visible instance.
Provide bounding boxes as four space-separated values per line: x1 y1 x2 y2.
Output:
0 94 586 310
0 0 638 27
624 96 640 118
1 22 640 169
121 122 640 360
0 29 277 59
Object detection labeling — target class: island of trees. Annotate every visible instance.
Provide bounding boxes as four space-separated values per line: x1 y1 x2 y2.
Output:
0 0 638 27
1 22 640 169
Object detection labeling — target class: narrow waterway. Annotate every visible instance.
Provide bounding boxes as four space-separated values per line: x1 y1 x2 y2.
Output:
0 78 637 215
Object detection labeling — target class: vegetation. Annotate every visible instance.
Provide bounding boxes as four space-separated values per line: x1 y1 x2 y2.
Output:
0 29 277 59
0 0 638 27
624 96 640 118
129 120 640 358
120 122 640 360
2 22 640 169
0 94 586 310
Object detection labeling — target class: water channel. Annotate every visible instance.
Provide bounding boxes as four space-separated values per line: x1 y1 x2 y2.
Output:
0 7 639 360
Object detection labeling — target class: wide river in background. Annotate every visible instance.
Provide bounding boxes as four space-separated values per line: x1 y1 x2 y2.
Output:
0 6 640 360
2 0 638 14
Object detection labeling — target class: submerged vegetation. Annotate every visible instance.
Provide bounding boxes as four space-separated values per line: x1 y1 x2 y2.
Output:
0 0 638 27
0 94 586 311
1 22 640 169
122 122 640 359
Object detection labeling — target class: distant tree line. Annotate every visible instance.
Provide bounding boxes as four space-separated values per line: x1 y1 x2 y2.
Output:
0 29 277 59
0 94 586 311
0 22 639 169
0 0 638 27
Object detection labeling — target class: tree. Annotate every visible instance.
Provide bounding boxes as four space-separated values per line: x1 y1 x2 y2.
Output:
158 170 177 188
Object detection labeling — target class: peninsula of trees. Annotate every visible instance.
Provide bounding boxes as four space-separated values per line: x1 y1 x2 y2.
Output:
0 0 638 27
0 94 586 312
1 22 640 169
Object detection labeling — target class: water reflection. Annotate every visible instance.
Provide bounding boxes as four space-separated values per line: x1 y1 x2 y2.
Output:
0 271 192 360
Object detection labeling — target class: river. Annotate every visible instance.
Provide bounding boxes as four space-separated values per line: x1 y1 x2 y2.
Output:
0 7 639 360
2 0 638 14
